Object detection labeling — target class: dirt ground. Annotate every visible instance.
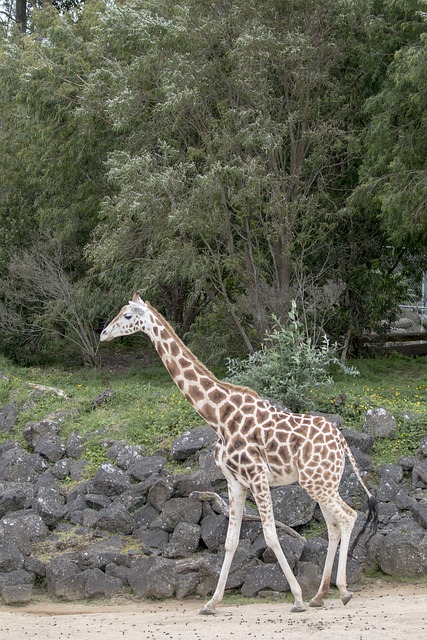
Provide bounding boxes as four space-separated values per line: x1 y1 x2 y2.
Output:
0 581 426 640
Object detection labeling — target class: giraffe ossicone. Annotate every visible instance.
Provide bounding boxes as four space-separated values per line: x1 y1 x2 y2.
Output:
101 293 378 615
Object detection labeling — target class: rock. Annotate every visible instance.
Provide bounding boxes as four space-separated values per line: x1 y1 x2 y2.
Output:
0 445 47 483
0 512 48 551
395 488 416 510
163 523 201 558
147 477 174 511
0 541 24 572
78 547 130 571
66 432 84 459
33 487 67 526
377 477 401 503
23 420 59 450
34 434 66 463
24 555 46 577
88 463 132 497
0 569 35 588
134 504 160 529
91 389 115 408
0 483 34 518
200 514 228 551
198 450 227 490
1 583 33 604
0 402 18 433
127 456 167 481
413 460 427 489
84 493 112 510
135 528 169 551
170 426 217 461
46 557 85 600
261 533 305 568
341 428 374 454
173 470 214 497
373 521 427 577
295 561 322 599
95 503 135 535
412 502 427 529
153 497 202 533
84 568 122 598
105 441 144 470
363 408 398 438
128 557 176 597
105 563 130 586
175 572 200 599
51 458 72 481
377 464 404 483
270 485 316 527
241 562 290 597
418 436 427 458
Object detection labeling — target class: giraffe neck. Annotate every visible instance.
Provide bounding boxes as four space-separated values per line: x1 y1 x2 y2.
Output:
144 304 229 429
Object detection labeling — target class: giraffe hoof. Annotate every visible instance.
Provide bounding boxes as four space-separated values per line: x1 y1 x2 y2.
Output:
199 606 217 616
309 598 324 608
341 593 353 606
291 603 307 613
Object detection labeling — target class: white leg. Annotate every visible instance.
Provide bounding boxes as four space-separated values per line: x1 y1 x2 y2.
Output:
200 481 247 615
251 478 306 612
309 505 340 607
310 498 357 607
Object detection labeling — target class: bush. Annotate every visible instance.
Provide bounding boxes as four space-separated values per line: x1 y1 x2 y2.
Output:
227 302 358 412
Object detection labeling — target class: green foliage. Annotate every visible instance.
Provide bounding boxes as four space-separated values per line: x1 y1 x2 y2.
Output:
227 302 358 412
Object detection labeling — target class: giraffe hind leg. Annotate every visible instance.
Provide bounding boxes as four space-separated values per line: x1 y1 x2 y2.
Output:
309 497 357 608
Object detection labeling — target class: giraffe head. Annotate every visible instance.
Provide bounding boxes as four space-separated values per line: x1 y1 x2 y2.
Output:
100 292 152 342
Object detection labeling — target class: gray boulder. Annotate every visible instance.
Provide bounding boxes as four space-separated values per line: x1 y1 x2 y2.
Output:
270 485 316 527
200 514 228 551
241 562 290 597
66 432 84 459
341 428 374 453
105 441 144 470
84 568 122 598
373 517 427 577
128 556 176 597
0 402 18 433
0 541 24 572
33 487 67 526
0 483 34 518
127 456 166 481
95 503 135 534
135 527 169 551
1 583 33 604
88 463 132 497
170 426 217 461
46 556 85 600
147 477 174 511
152 497 202 532
163 522 201 558
363 408 398 438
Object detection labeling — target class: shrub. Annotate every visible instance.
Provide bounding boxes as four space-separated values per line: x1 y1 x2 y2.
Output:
227 302 358 412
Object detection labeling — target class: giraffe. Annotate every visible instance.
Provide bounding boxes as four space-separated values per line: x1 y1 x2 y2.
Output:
100 293 378 615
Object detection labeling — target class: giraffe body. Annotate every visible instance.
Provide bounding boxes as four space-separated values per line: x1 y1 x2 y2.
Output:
101 294 377 614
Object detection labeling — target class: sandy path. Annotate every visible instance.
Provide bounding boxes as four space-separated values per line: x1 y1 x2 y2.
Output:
0 581 426 640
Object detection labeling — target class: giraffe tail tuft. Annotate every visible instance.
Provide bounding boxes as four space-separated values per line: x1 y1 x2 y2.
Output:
348 493 378 559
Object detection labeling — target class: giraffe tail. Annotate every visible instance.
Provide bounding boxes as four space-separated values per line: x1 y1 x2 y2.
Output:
341 436 379 557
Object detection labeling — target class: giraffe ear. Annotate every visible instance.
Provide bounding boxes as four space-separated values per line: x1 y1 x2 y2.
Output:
129 300 145 315
132 291 142 303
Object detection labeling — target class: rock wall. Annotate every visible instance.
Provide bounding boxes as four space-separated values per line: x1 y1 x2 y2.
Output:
0 404 426 604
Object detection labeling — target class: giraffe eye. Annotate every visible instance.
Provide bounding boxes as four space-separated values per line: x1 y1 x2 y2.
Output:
124 312 133 320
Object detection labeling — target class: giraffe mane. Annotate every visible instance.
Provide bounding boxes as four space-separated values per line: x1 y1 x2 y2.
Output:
146 302 260 399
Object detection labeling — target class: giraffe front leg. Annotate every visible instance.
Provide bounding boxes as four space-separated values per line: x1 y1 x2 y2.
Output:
200 482 247 615
250 477 306 613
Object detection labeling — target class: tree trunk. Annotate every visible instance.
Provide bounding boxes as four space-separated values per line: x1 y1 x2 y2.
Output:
16 0 26 32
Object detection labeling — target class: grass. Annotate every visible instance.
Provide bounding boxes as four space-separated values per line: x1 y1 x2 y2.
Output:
0 352 426 475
